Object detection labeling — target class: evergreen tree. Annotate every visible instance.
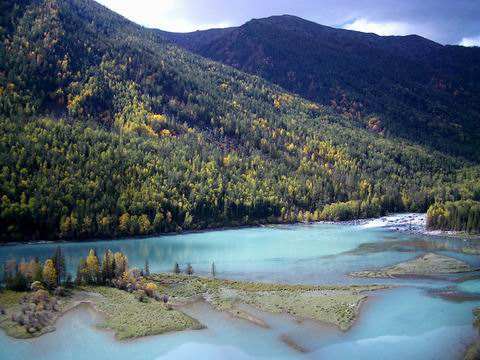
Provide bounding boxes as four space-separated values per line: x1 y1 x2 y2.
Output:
76 258 87 285
173 263 180 274
52 246 66 285
101 249 114 283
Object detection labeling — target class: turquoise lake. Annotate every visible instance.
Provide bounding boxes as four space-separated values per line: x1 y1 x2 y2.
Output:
1 215 479 359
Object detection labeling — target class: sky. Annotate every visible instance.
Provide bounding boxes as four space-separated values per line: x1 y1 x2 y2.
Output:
95 0 480 46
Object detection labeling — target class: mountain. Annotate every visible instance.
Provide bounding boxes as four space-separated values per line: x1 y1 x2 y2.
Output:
0 0 478 241
158 15 480 159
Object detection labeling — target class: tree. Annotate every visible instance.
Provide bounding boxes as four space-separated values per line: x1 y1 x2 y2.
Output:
119 213 130 234
173 262 180 274
52 246 66 285
85 249 100 284
76 258 87 285
42 259 57 289
138 214 152 234
6 272 28 291
101 249 115 283
114 252 128 278
32 258 43 282
4 259 17 281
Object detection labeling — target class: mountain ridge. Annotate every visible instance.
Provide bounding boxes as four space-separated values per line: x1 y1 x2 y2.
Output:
158 14 480 160
0 0 479 241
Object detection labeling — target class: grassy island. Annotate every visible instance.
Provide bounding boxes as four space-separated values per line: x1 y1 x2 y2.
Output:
0 245 388 341
148 273 386 331
0 274 386 340
350 253 473 278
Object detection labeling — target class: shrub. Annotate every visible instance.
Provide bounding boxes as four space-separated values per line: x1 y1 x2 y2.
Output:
144 283 157 297
134 290 148 303
54 286 66 297
30 281 44 292
6 272 29 291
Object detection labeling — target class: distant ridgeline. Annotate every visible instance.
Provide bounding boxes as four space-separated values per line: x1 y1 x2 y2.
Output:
0 0 479 241
159 15 480 161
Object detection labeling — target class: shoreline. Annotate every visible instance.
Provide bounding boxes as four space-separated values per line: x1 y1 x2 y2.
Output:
0 274 389 341
2 212 477 247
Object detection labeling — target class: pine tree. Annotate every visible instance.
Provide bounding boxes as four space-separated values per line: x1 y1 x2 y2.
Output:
76 258 87 285
102 249 114 283
52 246 66 285
32 257 43 282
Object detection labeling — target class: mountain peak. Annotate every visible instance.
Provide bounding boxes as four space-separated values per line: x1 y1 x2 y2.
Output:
159 13 480 159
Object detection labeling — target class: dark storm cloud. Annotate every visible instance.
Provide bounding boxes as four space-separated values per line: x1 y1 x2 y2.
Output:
96 0 480 45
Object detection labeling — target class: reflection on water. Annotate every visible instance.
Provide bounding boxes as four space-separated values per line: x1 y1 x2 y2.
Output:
0 288 477 360
458 279 480 295
344 235 480 257
1 215 480 359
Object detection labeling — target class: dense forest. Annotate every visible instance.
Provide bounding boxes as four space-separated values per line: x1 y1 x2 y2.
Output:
160 15 480 160
427 200 480 234
0 0 479 241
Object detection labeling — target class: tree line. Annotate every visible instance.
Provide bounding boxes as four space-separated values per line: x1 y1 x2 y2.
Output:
0 0 478 240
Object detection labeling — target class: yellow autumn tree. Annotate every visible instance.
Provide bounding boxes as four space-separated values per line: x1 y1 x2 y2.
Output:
138 214 152 235
114 252 128 278
42 259 57 289
118 213 130 234
86 249 100 284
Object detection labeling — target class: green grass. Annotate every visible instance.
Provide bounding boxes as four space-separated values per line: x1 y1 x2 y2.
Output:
0 291 34 339
0 276 386 340
149 273 386 330
83 286 203 340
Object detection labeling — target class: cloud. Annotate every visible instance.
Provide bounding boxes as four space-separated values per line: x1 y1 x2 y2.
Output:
154 19 232 32
343 18 412 36
96 0 231 32
93 0 480 44
459 35 480 47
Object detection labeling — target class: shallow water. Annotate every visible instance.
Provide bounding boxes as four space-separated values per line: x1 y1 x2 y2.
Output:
1 214 479 359
458 279 480 295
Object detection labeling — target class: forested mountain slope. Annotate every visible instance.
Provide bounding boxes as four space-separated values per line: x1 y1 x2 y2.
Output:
159 15 480 160
0 0 478 241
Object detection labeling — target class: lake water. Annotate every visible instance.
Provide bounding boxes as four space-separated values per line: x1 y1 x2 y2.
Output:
1 214 479 359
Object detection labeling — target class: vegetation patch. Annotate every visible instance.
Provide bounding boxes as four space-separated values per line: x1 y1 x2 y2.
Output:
81 286 203 340
464 307 480 360
0 247 385 340
0 290 72 339
149 273 386 330
350 253 472 278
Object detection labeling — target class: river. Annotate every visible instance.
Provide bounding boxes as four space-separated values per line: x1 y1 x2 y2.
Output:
1 214 479 359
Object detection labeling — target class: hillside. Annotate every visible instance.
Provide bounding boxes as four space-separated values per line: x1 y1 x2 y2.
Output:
159 15 480 160
0 0 478 241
